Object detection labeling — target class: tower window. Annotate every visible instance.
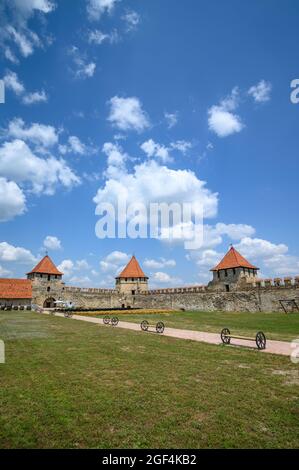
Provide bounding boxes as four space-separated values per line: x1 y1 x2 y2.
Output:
48 275 51 281
225 284 230 292
233 268 236 275
225 270 228 277
217 271 220 279
47 286 50 292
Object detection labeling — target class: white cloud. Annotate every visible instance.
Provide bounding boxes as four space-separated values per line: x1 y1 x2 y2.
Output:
208 87 244 137
88 29 119 45
0 264 12 277
108 96 150 132
235 237 288 261
57 259 74 277
94 159 218 227
68 136 87 155
43 236 62 251
170 140 192 154
0 241 36 264
152 272 181 285
215 223 255 240
140 139 172 163
144 258 176 269
248 80 272 103
68 46 96 79
164 111 178 129
140 139 192 163
0 177 26 222
3 70 25 95
59 136 95 157
69 275 92 286
0 139 80 195
1 1 55 60
87 0 119 21
7 118 58 147
122 10 140 31
100 251 130 274
22 90 48 105
4 70 48 105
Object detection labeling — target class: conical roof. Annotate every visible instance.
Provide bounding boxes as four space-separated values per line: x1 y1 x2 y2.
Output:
116 256 148 279
211 246 258 271
27 255 63 275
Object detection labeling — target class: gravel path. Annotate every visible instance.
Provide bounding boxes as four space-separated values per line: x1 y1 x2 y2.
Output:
48 312 293 357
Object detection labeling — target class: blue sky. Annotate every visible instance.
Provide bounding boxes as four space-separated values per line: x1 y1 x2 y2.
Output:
0 0 299 287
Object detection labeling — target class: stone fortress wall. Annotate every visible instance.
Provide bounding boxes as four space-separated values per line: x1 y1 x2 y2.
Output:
32 275 299 313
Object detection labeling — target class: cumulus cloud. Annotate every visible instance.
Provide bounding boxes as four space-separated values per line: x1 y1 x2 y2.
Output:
122 10 140 31
0 241 36 264
144 258 176 269
100 251 130 274
164 111 178 129
0 177 26 222
140 139 192 163
140 139 172 163
0 264 12 277
22 90 47 105
43 236 62 251
68 46 96 79
88 28 118 45
4 69 48 105
57 259 74 277
7 117 58 147
1 0 55 61
208 87 244 137
3 70 24 95
87 0 119 21
107 96 150 132
0 139 80 195
248 80 272 103
151 271 181 285
94 159 218 228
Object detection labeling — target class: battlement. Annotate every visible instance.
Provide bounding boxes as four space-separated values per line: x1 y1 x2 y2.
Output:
245 276 299 289
148 285 206 295
64 286 117 294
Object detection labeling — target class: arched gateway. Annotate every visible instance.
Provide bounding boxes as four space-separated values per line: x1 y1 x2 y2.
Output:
43 297 56 308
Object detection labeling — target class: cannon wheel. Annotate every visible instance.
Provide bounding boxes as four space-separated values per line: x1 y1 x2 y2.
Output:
256 331 266 350
221 327 231 344
111 316 119 327
156 321 165 334
141 320 149 331
103 315 110 325
64 312 69 318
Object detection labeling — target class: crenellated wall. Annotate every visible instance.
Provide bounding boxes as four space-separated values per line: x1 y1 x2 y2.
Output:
31 276 299 313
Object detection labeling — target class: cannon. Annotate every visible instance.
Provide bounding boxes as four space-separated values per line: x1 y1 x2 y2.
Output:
220 328 266 350
103 315 119 327
140 320 165 334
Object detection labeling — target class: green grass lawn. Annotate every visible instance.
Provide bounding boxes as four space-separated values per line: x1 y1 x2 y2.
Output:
99 310 299 342
0 311 298 449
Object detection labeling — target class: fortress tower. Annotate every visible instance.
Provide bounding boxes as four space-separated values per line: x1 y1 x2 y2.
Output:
115 255 149 295
209 246 259 292
27 255 64 308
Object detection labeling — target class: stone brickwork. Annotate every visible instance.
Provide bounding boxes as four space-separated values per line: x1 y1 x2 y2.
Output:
31 275 299 313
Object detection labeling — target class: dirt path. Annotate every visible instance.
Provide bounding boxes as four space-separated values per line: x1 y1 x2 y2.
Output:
48 312 293 357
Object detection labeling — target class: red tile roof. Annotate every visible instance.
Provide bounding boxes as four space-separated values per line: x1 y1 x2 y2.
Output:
0 279 32 299
116 256 148 279
211 246 259 271
27 255 63 275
